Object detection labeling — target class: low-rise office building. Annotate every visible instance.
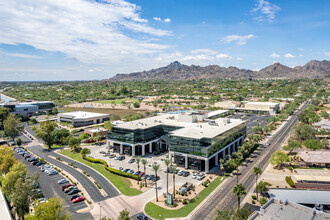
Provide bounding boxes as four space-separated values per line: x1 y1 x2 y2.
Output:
57 111 110 127
243 102 279 114
85 127 108 138
213 101 240 109
298 150 330 168
0 101 55 115
108 110 246 173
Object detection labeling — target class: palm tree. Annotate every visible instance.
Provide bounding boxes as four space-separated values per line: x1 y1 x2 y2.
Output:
253 167 262 200
141 159 148 187
164 158 170 196
136 156 141 184
219 158 225 176
152 163 160 202
233 184 246 209
171 165 177 199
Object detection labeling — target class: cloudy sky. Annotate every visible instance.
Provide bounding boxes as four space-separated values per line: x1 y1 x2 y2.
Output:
0 0 329 81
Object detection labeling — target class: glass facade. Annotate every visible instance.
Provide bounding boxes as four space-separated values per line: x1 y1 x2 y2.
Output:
110 124 182 144
169 123 246 158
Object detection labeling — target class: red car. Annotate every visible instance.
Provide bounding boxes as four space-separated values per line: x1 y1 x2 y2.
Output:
72 196 85 203
62 184 75 191
85 139 93 143
139 172 145 177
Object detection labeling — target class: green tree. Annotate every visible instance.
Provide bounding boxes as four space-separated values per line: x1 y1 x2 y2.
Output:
69 137 81 152
0 146 17 174
253 167 262 200
26 197 71 220
248 134 262 143
53 128 70 145
16 137 22 146
214 208 250 220
118 208 131 220
133 102 140 108
2 162 28 199
291 123 315 141
3 114 23 140
152 163 160 202
256 181 272 198
282 139 302 155
270 151 289 169
164 158 171 196
135 156 141 184
35 120 57 148
52 107 59 115
233 184 246 209
303 139 323 150
104 120 113 132
0 107 9 130
320 110 329 119
94 133 102 142
141 159 148 187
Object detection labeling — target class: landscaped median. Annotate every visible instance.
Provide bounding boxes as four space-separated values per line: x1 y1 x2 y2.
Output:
144 176 225 220
60 149 142 196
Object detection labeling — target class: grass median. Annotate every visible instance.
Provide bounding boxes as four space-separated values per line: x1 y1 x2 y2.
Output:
144 176 225 220
60 149 142 196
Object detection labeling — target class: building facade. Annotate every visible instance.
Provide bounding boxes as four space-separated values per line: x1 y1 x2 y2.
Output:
0 101 55 115
108 110 246 173
57 111 110 127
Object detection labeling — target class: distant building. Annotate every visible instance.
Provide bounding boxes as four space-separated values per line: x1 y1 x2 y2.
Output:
0 101 55 115
85 127 108 138
243 102 279 114
57 111 110 127
248 197 330 220
108 110 246 173
298 150 330 168
314 119 330 132
213 101 240 109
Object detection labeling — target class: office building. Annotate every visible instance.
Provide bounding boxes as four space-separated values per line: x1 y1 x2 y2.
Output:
108 110 246 173
57 111 110 127
0 101 55 115
243 102 279 114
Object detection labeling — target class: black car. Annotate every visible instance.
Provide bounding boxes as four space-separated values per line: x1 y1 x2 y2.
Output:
137 213 148 220
36 162 45 166
183 171 190 177
32 160 40 165
118 156 125 161
68 189 80 195
71 194 81 201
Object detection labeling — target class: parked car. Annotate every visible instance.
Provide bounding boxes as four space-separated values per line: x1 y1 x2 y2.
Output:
109 154 116 158
62 184 75 191
134 171 141 176
65 186 77 193
36 162 45 166
68 189 80 195
24 154 31 159
192 173 197 179
197 174 205 180
128 170 134 174
95 142 104 146
147 175 153 180
139 172 145 177
123 169 130 173
118 167 123 171
99 151 106 154
72 196 85 203
28 157 39 162
103 153 110 157
58 179 69 184
128 158 135 163
151 175 160 182
70 194 81 201
32 160 40 165
183 171 190 177
118 155 125 161
177 170 184 176
137 213 148 220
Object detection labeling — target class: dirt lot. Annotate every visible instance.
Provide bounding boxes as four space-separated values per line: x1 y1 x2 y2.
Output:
58 107 147 118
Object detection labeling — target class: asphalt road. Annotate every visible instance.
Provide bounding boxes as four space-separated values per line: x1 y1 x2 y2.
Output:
14 151 93 220
191 101 308 220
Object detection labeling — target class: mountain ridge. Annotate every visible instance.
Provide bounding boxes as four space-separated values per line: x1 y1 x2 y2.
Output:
110 60 330 81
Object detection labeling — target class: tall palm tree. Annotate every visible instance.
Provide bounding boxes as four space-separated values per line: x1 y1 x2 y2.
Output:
171 165 177 199
141 159 148 187
152 163 160 202
253 167 262 200
136 156 141 184
164 158 170 196
233 183 246 209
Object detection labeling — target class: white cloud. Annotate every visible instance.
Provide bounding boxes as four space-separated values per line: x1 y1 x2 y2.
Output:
251 0 281 23
181 54 214 61
190 49 218 55
298 48 304 51
270 52 280 58
0 0 171 66
222 34 255 46
324 52 330 56
5 53 43 59
153 17 171 23
237 57 243 61
216 54 232 59
284 53 295 58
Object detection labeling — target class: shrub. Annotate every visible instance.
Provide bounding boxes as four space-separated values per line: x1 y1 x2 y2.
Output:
56 156 62 161
285 176 295 187
81 148 91 156
252 200 256 204
94 181 102 189
252 195 257 200
182 199 188 204
288 166 293 173
260 198 268 206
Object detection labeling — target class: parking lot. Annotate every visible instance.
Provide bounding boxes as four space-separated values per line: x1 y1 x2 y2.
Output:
228 113 270 134
14 148 93 220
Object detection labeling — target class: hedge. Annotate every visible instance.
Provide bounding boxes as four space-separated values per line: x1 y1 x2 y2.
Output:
285 176 295 187
82 155 141 181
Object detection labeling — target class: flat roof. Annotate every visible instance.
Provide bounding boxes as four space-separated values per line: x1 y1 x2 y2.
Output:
245 102 279 106
293 175 330 182
114 112 245 139
298 150 330 164
250 198 330 220
206 110 228 118
268 189 330 205
87 128 107 133
58 111 109 119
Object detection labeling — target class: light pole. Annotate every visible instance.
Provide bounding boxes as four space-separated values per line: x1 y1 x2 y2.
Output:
99 203 102 220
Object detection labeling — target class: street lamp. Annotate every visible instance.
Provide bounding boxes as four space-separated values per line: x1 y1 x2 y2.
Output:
99 203 102 220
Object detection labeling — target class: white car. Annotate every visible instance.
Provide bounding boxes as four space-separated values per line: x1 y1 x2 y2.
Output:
58 179 69 184
177 170 184 176
192 173 197 179
197 174 205 180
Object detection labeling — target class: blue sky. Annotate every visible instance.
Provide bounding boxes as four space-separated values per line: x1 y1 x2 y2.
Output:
0 0 329 81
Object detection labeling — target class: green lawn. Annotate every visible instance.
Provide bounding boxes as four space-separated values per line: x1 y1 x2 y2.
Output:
51 144 65 149
60 150 142 196
93 98 139 104
144 176 225 220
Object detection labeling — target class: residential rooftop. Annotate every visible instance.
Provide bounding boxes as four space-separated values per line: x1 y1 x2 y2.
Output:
298 150 330 164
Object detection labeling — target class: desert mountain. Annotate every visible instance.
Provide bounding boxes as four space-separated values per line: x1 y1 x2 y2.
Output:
110 60 330 81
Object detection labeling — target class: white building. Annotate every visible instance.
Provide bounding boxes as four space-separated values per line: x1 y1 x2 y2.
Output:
57 111 110 127
243 102 279 114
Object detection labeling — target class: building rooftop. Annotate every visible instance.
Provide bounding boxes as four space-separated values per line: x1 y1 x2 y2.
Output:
245 102 279 106
298 150 330 164
58 111 109 119
249 198 330 220
293 175 330 183
314 119 330 130
114 111 245 139
268 189 330 205
87 127 107 133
